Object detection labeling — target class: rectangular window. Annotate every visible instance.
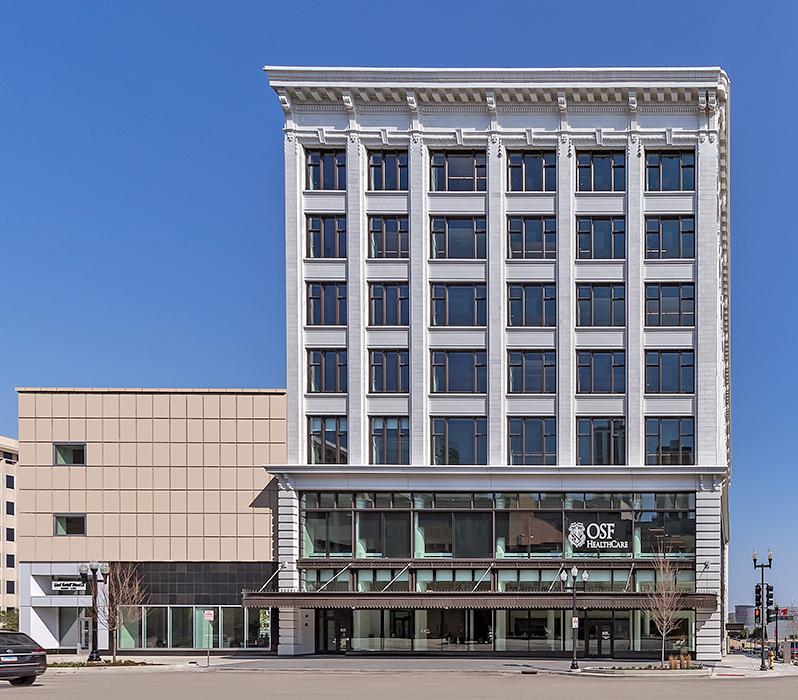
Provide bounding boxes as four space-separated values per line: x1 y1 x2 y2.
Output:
507 151 556 192
369 283 409 326
308 417 348 465
430 151 486 192
307 283 347 326
303 511 353 558
645 284 695 327
369 350 409 393
508 284 556 327
577 350 626 394
645 216 695 259
368 216 409 259
645 350 694 393
645 417 695 465
508 418 556 465
5 581 13 595
356 515 411 559
431 417 488 465
5 527 13 542
431 217 486 259
577 152 625 192
577 284 625 327
577 418 626 465
54 443 86 466
2 452 17 463
5 554 13 568
646 151 695 191
5 501 13 516
53 514 86 536
306 215 346 259
431 284 486 326
576 217 625 260
508 351 556 394
431 350 486 393
370 417 410 465
507 217 556 259
306 149 346 191
307 350 347 393
5 475 12 489
369 150 408 191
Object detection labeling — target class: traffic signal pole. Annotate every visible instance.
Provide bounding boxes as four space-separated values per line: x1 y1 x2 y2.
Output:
753 549 773 672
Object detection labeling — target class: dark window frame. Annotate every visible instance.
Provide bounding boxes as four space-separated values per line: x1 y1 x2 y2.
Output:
431 216 486 260
369 350 409 393
306 149 346 191
431 350 487 394
577 284 626 327
308 416 348 465
645 350 695 394
645 417 695 466
576 216 625 260
53 443 86 466
645 216 695 259
507 351 557 394
368 150 409 191
307 349 348 394
53 513 86 537
577 151 626 192
646 150 695 192
307 282 347 326
368 216 409 259
431 284 487 327
507 216 557 260
306 215 347 259
369 283 409 326
508 417 557 465
430 151 487 192
369 416 410 465
507 151 556 192
577 350 626 394
508 284 556 327
431 417 488 465
576 417 626 466
645 283 695 327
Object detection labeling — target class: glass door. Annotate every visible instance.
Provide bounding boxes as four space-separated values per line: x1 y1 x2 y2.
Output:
586 620 613 657
317 610 351 653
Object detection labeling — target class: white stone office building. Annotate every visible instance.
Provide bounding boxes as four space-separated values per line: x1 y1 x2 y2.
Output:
243 67 731 662
0 436 18 613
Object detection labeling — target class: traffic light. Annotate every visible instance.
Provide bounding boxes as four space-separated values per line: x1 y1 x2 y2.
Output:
755 607 761 622
766 584 774 607
767 607 777 624
755 584 762 607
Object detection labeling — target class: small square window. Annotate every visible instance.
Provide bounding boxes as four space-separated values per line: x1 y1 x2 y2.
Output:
5 581 13 595
5 554 13 568
54 514 86 536
5 502 12 516
54 444 86 466
5 528 14 542
5 475 13 490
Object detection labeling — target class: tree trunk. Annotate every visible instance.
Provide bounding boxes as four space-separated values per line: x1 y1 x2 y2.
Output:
661 632 666 668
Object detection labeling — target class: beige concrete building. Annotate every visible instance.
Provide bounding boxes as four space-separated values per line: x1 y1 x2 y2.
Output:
16 388 284 652
0 435 18 613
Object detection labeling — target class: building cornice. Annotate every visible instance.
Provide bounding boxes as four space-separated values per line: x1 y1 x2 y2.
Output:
15 387 286 395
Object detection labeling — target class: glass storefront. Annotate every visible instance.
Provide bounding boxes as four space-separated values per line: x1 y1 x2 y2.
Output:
117 606 270 650
333 608 694 656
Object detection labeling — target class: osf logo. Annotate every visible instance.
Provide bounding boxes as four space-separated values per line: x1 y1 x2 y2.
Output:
567 521 586 548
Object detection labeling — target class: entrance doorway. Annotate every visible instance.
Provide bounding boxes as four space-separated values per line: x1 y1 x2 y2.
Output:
586 620 613 657
317 610 351 653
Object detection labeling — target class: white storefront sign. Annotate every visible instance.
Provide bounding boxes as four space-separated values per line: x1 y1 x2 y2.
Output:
52 580 86 592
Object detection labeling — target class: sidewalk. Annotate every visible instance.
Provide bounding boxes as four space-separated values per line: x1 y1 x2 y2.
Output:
711 652 798 678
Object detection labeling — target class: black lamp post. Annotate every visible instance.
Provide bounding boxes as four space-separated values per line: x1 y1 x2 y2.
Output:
79 561 110 662
561 565 590 671
752 549 773 671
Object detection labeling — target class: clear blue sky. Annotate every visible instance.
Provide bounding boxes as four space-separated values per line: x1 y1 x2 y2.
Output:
1 1 795 608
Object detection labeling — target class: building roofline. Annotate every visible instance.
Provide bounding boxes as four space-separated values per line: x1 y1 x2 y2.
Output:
15 387 286 395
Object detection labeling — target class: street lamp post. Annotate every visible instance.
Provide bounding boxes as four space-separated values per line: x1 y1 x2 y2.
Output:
561 565 590 671
752 549 773 671
79 561 109 663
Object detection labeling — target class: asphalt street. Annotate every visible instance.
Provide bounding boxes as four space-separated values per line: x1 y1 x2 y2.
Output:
3 670 798 700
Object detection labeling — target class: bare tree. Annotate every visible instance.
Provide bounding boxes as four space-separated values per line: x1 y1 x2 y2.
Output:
644 548 685 668
94 562 147 662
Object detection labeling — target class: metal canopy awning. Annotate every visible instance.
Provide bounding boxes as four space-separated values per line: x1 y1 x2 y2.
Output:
242 591 717 612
